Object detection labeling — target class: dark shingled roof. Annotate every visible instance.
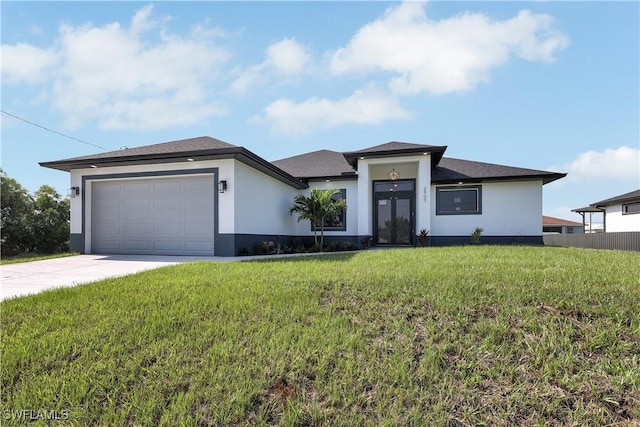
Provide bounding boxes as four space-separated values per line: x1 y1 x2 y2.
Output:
592 189 640 207
40 135 566 186
348 141 443 154
343 141 447 168
272 150 356 179
40 136 238 168
432 157 565 185
39 136 307 189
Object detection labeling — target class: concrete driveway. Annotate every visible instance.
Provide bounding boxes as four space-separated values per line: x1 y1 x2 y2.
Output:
0 254 226 301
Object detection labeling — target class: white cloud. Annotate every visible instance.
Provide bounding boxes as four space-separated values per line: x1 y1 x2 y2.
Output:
2 5 230 130
0 43 59 84
230 38 310 94
330 1 570 95
549 146 640 183
256 86 412 136
266 38 311 75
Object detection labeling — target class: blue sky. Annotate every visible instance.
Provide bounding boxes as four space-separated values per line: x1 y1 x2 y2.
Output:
2 1 638 221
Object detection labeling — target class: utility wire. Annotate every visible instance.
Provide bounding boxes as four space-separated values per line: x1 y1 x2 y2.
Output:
1 109 106 150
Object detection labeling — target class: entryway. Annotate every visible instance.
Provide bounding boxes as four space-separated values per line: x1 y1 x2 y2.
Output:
373 180 415 245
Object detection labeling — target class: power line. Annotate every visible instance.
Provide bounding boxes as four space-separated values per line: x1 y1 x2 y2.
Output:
1 109 106 150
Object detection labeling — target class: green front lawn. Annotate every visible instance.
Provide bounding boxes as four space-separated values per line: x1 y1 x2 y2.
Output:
2 246 639 425
0 252 78 265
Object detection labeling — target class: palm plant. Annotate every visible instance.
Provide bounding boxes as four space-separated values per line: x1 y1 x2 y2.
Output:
290 188 347 249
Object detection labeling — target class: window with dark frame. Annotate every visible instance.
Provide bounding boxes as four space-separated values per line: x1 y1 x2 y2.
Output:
436 185 482 215
622 202 640 215
312 189 347 231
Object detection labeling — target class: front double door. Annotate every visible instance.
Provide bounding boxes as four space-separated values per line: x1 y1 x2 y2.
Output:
374 180 415 245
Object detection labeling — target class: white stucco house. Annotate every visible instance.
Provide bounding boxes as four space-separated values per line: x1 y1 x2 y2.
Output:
573 190 640 233
40 136 566 256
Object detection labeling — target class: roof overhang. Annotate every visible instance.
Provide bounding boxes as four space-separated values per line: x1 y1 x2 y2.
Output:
592 196 640 207
432 172 566 186
572 206 606 213
301 172 359 182
39 147 308 190
343 145 447 170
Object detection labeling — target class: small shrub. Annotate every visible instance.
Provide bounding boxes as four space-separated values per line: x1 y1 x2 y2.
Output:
238 247 250 256
309 243 323 253
261 241 275 255
292 238 306 253
341 241 358 251
326 241 340 252
418 229 430 247
470 227 484 244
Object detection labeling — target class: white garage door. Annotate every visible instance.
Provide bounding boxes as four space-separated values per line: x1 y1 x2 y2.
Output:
92 175 215 255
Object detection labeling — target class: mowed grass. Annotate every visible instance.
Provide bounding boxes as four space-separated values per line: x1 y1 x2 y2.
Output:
0 252 78 265
2 246 639 426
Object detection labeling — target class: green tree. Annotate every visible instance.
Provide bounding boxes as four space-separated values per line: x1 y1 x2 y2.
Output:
1 170 35 256
1 171 70 256
31 185 70 253
290 188 347 249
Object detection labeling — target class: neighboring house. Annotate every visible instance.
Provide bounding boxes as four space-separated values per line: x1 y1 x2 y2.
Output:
40 136 565 256
542 215 584 234
573 190 640 232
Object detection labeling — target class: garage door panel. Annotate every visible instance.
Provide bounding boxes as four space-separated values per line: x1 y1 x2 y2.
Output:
185 196 213 208
92 175 215 255
97 182 122 193
96 211 122 223
154 224 182 236
154 196 182 208
154 241 182 251
124 182 151 193
185 241 215 252
94 197 121 210
124 240 151 251
186 209 212 222
124 198 151 208
155 210 182 221
185 179 213 191
96 224 123 236
186 224 213 236
153 180 182 192
125 211 152 222
94 240 122 251
124 224 151 235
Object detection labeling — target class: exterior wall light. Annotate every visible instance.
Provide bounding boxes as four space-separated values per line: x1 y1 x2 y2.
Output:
69 186 80 198
218 180 227 193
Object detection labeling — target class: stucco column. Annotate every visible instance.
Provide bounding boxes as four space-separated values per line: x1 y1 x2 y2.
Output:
357 160 371 237
416 155 431 235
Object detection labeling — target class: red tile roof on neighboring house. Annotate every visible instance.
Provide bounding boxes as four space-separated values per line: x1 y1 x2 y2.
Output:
543 215 583 227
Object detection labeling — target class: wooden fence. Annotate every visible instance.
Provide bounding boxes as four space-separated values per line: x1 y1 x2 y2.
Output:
543 232 640 252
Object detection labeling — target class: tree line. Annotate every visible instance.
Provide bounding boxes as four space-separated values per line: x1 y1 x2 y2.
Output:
1 170 70 257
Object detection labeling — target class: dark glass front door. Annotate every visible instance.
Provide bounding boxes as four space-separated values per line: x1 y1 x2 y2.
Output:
374 181 414 245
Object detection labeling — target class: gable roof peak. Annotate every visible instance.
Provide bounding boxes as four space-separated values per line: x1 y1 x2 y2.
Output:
342 141 448 169
353 141 444 153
